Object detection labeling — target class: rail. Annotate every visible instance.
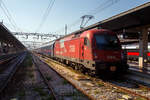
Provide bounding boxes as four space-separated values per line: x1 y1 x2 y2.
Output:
36 53 150 100
0 52 26 95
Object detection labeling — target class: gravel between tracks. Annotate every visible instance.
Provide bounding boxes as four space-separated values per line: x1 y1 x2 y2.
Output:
33 54 89 100
37 54 150 100
0 54 51 100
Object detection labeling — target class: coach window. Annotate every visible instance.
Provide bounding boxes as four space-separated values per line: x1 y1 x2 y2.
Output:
84 37 90 47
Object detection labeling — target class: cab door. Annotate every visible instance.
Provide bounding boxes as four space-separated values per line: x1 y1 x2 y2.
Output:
80 38 84 60
83 37 92 60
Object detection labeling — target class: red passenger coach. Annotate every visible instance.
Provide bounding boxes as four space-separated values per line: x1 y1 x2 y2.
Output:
54 29 128 75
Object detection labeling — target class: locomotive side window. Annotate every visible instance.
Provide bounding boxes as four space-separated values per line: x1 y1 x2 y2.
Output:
84 37 90 47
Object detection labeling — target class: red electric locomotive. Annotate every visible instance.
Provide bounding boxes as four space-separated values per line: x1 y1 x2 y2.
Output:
53 29 128 75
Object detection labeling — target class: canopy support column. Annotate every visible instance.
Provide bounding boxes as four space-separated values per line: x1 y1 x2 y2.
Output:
139 28 148 72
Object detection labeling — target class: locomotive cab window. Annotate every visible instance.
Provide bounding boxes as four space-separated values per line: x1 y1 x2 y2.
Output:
84 37 90 47
94 34 121 50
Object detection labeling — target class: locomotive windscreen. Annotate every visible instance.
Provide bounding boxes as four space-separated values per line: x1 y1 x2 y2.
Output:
94 34 121 50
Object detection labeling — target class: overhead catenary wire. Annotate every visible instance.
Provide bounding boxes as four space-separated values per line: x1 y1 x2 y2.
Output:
89 0 121 15
54 18 81 34
0 1 21 32
3 22 17 31
0 5 17 31
0 0 2 7
52 0 121 35
0 0 2 22
35 0 55 33
80 0 121 28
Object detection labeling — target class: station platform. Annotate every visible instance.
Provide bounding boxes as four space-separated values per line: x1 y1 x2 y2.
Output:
128 62 150 75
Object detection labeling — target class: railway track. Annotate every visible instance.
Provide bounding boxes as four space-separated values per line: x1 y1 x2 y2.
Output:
35 53 150 100
0 52 26 96
32 55 58 100
124 70 150 89
0 56 19 72
128 60 150 70
103 79 150 100
0 54 18 65
32 54 89 100
127 61 150 85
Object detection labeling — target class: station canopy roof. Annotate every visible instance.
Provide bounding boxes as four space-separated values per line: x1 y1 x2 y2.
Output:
85 2 150 32
0 23 25 49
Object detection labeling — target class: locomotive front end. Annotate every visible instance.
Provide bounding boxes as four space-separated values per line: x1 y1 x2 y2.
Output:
91 30 128 74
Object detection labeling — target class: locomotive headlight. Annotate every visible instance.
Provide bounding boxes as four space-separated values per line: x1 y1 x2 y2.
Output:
110 66 116 72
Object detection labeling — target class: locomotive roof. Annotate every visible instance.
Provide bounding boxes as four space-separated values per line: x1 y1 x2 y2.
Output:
83 29 114 34
55 29 114 41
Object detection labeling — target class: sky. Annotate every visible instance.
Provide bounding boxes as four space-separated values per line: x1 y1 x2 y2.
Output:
0 0 149 48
